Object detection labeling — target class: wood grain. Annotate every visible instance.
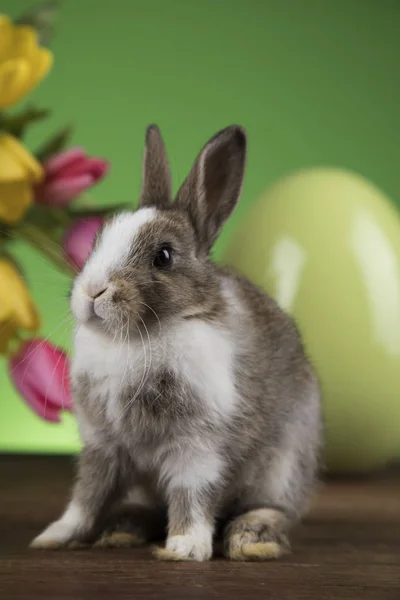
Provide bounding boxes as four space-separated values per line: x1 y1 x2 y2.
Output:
0 456 399 600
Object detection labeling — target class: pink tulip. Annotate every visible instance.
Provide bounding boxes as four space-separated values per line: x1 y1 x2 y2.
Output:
35 147 109 206
63 216 103 271
9 339 73 423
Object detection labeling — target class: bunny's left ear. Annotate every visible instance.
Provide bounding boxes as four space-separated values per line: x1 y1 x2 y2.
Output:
174 125 247 254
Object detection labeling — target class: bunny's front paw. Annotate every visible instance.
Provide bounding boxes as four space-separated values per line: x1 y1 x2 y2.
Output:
30 502 88 550
154 524 213 562
30 520 82 550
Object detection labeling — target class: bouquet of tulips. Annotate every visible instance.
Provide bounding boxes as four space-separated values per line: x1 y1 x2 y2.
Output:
1 2 125 422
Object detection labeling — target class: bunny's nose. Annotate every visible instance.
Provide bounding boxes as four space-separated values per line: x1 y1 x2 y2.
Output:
86 280 108 299
93 287 107 299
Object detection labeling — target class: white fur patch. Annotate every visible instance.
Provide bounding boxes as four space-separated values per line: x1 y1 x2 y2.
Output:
31 501 84 548
173 320 236 417
72 315 237 432
87 208 157 279
71 208 157 321
166 521 213 561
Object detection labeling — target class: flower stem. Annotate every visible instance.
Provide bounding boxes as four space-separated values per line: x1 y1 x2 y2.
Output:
12 223 74 277
49 207 71 228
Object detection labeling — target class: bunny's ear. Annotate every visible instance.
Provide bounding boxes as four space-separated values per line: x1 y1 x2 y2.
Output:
175 125 247 254
139 125 172 208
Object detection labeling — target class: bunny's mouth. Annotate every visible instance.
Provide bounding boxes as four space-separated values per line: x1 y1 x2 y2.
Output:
71 285 102 324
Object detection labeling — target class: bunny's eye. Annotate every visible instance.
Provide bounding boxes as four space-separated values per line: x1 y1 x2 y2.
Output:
153 246 172 269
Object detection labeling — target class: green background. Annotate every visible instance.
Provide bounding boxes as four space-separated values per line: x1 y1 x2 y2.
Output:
1 0 399 453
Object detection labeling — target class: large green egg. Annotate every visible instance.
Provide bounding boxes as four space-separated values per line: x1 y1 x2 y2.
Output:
224 168 400 474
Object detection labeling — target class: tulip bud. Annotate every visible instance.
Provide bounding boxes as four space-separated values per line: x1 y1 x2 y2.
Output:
9 339 72 423
63 216 103 271
35 147 109 206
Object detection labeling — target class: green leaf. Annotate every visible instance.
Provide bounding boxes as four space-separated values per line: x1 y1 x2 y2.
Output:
69 193 96 209
35 125 73 162
15 0 59 47
24 203 69 233
0 106 50 138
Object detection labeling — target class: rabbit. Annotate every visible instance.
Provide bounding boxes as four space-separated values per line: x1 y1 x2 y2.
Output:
30 124 322 561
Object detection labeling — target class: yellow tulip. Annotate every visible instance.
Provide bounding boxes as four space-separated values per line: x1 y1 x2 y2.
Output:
0 133 44 222
0 15 53 109
0 259 40 354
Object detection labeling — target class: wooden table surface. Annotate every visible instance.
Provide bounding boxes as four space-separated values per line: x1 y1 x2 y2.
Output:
0 456 399 600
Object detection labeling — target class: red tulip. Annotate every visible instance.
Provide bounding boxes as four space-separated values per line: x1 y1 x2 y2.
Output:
35 147 109 206
63 216 103 271
9 339 72 423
